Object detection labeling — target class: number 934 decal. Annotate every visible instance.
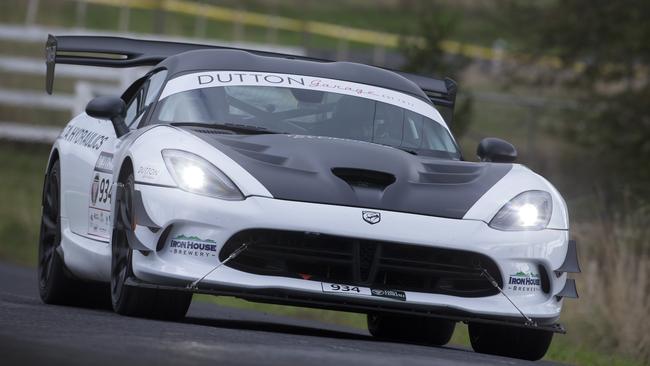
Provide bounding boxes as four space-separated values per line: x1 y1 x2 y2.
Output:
88 171 113 239
321 282 407 301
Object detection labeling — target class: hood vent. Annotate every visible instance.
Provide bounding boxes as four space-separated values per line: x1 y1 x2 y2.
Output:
332 168 396 191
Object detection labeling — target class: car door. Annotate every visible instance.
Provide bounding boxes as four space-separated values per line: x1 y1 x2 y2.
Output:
60 109 118 241
65 75 147 241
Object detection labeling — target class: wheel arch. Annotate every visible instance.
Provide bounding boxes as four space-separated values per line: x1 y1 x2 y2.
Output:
42 148 60 206
46 148 60 172
118 156 134 183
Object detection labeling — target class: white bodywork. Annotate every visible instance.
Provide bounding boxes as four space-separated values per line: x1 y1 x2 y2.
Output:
49 73 571 324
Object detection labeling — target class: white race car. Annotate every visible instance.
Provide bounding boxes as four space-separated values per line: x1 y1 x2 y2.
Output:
39 35 579 360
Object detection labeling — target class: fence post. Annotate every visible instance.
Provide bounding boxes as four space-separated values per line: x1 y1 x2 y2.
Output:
373 46 386 66
336 39 349 61
491 38 506 75
153 0 166 34
526 106 539 168
74 81 92 117
25 0 39 26
265 0 279 45
194 4 207 38
119 5 130 32
75 1 87 28
233 6 245 42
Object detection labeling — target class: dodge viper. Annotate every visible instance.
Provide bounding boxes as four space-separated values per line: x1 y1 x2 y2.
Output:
38 34 580 361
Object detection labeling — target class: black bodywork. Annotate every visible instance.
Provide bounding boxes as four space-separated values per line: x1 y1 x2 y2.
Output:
185 128 512 219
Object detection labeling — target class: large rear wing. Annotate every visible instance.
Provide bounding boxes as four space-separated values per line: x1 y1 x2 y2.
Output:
46 34 457 125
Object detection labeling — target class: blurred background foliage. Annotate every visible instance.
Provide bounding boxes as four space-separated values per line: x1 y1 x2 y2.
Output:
504 0 650 197
0 0 648 364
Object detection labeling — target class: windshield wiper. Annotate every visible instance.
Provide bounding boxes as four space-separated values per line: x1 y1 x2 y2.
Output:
394 146 419 155
170 122 282 135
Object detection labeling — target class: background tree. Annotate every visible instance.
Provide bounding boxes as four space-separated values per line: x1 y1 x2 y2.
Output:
504 0 650 198
401 8 473 139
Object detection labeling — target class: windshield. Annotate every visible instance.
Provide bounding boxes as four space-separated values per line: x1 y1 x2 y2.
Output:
154 72 460 159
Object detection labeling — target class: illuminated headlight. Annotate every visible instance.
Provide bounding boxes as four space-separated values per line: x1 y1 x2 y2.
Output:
162 149 243 200
489 190 552 231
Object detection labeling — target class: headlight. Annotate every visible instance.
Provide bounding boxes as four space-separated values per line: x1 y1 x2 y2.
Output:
162 149 243 200
489 190 552 231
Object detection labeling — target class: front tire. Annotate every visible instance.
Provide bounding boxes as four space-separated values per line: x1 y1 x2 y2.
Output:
367 313 455 346
468 322 553 361
110 171 192 320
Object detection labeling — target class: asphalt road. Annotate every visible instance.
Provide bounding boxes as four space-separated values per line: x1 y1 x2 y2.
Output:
0 261 562 366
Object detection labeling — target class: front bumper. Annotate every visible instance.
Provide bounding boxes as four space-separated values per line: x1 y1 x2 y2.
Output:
131 183 572 327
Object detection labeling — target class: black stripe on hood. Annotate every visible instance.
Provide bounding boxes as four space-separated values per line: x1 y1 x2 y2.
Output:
186 129 512 219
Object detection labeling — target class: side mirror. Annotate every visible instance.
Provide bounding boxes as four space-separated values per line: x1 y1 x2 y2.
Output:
86 96 129 137
477 137 517 163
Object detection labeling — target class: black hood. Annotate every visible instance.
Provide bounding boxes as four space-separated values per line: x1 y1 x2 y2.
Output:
185 128 512 219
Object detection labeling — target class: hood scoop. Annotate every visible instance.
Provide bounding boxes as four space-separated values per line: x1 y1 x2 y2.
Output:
418 161 486 184
332 168 396 191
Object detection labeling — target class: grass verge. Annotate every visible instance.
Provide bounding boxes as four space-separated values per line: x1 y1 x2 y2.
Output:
0 143 49 265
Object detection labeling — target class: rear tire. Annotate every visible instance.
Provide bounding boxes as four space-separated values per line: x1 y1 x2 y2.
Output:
110 170 192 320
367 313 455 346
38 160 110 308
468 322 553 361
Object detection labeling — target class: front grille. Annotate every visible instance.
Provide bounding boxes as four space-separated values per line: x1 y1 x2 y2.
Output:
220 229 502 298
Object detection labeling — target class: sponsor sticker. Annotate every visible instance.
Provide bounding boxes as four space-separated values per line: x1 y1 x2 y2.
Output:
94 152 113 173
87 164 112 239
506 271 541 293
88 208 111 239
91 174 100 205
159 71 446 128
370 288 406 301
169 234 218 257
59 125 110 150
321 282 407 301
136 165 160 180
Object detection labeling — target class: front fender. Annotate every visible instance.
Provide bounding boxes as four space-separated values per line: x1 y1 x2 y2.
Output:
463 164 569 230
123 124 272 197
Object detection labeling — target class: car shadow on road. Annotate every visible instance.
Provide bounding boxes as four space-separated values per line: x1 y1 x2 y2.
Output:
182 315 373 341
180 314 478 357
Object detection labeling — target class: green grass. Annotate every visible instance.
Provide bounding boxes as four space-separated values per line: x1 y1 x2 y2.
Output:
196 294 368 329
0 39 44 58
0 105 70 126
0 143 50 266
0 71 78 94
0 143 644 366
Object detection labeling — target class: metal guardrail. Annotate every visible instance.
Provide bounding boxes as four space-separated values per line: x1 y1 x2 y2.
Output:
0 23 307 144
17 0 577 69
0 23 305 115
78 0 500 60
73 0 579 70
0 122 61 143
81 0 403 47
